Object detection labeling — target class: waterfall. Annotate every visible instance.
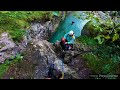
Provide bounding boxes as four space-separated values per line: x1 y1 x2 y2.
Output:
49 11 90 43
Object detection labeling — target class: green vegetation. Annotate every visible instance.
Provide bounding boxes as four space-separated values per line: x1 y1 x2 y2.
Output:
0 11 53 42
75 36 98 52
0 11 120 79
85 11 120 45
75 11 120 77
0 11 59 79
77 35 120 77
76 35 98 46
0 54 23 78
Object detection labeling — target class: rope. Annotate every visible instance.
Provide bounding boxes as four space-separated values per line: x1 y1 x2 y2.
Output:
61 59 64 72
61 59 65 79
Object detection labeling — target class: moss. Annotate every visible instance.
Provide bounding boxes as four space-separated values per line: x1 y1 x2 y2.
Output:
0 11 53 42
0 54 23 79
82 53 102 74
76 35 98 46
75 35 98 51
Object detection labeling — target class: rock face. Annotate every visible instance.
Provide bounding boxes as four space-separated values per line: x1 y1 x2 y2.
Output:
26 21 53 42
1 13 91 79
26 40 81 79
67 54 91 79
0 32 27 63
22 39 90 79
0 20 57 63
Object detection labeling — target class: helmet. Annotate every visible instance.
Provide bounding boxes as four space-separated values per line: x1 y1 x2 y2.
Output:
61 38 66 43
69 30 74 35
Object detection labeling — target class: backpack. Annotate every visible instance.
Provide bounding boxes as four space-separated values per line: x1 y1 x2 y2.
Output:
48 64 62 79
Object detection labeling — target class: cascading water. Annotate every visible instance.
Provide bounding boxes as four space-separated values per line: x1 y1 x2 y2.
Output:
49 11 90 43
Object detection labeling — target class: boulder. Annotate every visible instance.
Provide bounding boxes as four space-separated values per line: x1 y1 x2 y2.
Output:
53 59 79 79
63 49 85 64
53 40 63 57
26 40 80 79
69 55 91 79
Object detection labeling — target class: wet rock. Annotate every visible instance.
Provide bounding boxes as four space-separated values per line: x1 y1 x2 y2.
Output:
72 55 91 79
78 68 91 79
25 40 80 79
53 41 63 57
53 59 79 79
63 52 72 64
31 40 57 79
63 50 81 64
26 21 54 42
